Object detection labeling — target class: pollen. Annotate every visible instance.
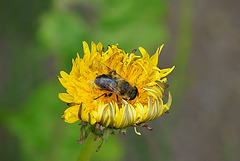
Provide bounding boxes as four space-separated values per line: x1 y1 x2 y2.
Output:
58 41 174 138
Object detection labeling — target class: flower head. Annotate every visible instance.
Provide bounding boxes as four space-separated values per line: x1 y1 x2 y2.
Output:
58 41 174 149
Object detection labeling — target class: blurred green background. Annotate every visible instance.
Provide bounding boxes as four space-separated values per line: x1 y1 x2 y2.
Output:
1 0 239 161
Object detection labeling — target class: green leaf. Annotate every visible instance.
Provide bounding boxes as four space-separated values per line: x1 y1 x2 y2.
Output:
37 11 88 58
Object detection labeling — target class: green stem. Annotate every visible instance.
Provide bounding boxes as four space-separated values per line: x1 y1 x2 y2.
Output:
77 133 100 161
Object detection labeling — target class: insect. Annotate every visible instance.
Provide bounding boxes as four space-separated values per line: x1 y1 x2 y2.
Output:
92 61 138 101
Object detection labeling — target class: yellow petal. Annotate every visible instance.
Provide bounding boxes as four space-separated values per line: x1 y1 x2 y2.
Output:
62 105 80 123
60 71 69 80
139 47 149 60
59 93 74 103
91 41 97 53
58 77 68 89
97 42 103 52
83 41 90 61
165 91 172 108
160 66 175 77
149 44 164 67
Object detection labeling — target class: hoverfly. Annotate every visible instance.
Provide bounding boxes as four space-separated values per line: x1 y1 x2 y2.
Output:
91 61 138 101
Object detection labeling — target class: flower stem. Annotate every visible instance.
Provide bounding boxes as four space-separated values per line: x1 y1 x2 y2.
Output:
76 133 99 161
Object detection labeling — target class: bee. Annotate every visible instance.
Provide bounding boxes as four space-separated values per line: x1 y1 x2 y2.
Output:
92 61 138 101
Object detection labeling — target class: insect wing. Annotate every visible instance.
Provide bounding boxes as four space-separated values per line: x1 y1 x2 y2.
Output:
92 60 123 78
92 60 112 74
87 79 100 89
88 76 117 93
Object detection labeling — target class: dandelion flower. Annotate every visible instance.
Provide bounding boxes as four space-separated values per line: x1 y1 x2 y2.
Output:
58 41 174 149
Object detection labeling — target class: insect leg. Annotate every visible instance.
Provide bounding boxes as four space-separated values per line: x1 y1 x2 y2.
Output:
94 93 113 100
116 95 119 103
94 93 108 100
107 93 113 97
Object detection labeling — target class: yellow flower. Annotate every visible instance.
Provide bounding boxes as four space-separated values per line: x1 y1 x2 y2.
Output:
58 41 174 138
